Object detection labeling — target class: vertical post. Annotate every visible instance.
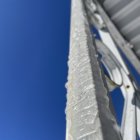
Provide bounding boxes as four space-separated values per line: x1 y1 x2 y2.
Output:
65 0 122 140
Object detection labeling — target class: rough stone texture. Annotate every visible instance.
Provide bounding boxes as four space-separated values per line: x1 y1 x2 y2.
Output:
65 0 122 140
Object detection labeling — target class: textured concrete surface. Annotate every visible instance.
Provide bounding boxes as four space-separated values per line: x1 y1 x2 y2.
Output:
65 0 122 140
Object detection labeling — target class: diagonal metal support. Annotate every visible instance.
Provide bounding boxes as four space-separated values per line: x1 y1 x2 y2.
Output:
94 20 140 140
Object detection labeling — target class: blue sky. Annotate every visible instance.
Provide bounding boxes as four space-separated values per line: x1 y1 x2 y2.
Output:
0 0 70 139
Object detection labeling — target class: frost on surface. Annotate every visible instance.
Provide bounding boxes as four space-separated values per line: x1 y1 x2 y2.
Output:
65 0 121 140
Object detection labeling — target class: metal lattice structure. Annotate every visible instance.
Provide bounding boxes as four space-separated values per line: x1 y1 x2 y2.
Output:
65 0 140 140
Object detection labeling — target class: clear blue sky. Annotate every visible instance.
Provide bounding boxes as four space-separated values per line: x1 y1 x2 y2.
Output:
0 0 70 139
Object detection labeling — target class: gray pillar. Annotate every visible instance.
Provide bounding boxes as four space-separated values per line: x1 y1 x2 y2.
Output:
65 0 122 140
